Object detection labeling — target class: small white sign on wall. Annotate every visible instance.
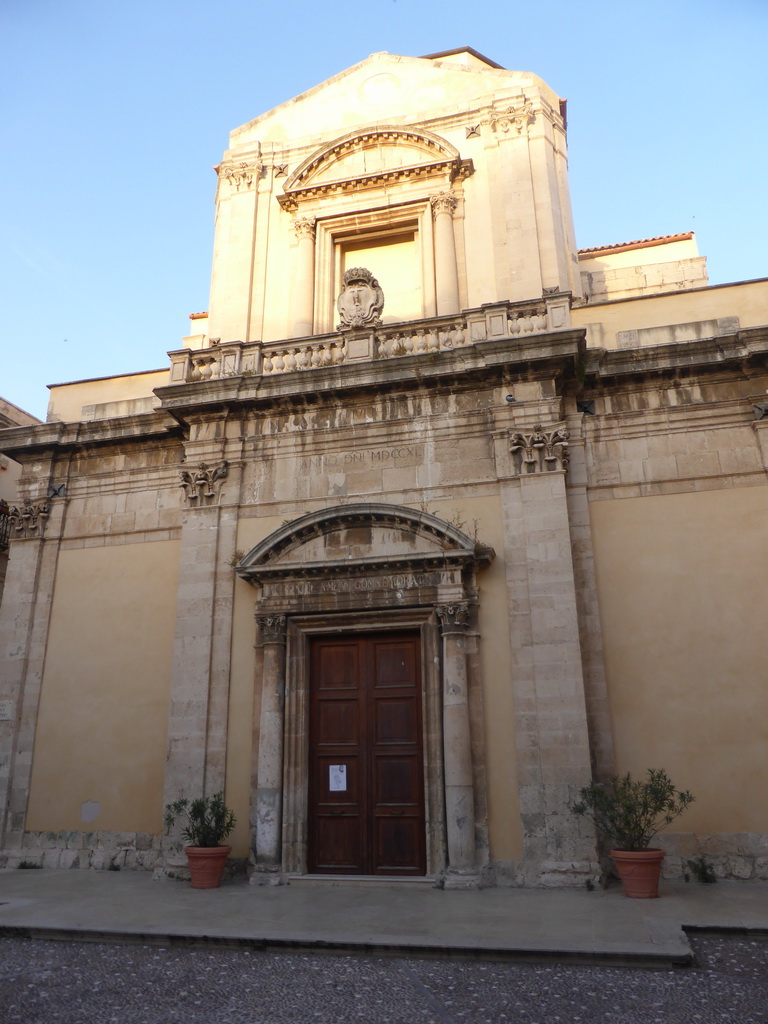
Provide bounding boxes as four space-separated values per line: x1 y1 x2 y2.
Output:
0 701 13 722
329 764 347 792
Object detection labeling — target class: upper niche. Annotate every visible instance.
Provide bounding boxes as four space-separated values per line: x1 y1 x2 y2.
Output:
279 127 468 209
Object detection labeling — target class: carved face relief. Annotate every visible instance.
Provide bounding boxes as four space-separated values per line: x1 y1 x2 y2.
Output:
336 267 384 331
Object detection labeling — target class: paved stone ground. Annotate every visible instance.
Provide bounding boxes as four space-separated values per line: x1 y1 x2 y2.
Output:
0 934 766 1023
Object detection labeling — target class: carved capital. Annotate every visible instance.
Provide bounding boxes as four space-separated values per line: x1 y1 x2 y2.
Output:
180 461 228 505
293 217 316 242
222 160 261 191
7 498 50 540
510 424 569 475
436 603 470 634
430 191 457 217
489 101 535 135
257 614 287 645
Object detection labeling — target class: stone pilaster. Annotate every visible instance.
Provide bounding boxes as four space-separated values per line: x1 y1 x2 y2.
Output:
0 494 65 853
251 613 287 883
292 217 316 338
494 410 599 886
564 412 615 782
431 191 460 316
162 447 239 808
207 154 262 344
436 602 479 887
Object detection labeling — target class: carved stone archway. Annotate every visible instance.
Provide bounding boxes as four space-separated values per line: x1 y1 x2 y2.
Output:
236 503 494 887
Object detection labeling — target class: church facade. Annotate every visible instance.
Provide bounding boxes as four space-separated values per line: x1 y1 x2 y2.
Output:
2 49 767 886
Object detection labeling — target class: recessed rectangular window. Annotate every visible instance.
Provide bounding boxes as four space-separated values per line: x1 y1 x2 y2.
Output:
337 228 421 324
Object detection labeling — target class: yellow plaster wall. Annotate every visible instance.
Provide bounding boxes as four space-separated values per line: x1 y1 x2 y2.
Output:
26 540 180 833
590 486 768 834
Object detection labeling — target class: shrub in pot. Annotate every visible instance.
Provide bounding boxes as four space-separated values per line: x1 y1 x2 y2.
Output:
569 769 694 898
164 791 237 889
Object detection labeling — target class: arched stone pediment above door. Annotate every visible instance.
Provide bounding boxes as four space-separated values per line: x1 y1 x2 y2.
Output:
236 502 494 613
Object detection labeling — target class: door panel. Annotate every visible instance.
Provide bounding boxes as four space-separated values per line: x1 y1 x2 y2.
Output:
309 632 425 875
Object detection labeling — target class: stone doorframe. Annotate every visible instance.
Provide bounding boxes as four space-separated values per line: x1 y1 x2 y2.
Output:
236 503 494 887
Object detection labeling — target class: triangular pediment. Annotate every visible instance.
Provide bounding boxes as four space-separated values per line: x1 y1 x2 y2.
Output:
237 503 493 584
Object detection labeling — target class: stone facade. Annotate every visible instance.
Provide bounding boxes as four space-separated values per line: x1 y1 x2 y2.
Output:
1 49 767 886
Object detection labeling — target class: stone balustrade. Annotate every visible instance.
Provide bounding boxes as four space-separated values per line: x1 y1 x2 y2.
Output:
167 295 570 385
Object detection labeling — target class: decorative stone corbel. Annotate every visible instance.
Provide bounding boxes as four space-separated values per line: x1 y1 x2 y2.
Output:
179 461 229 505
510 424 569 475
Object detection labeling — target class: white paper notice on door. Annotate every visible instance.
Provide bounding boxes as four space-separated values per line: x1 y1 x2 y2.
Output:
329 764 347 792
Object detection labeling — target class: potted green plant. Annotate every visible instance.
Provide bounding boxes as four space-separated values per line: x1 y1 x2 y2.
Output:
164 791 237 889
569 769 694 898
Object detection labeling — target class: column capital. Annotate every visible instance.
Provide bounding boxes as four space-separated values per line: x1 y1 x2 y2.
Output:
6 497 51 540
256 614 287 646
293 217 316 241
179 461 229 506
509 423 569 475
436 603 470 634
430 190 457 217
220 159 262 192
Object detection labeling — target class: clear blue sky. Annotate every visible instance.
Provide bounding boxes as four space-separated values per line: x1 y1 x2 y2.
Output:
3 0 767 420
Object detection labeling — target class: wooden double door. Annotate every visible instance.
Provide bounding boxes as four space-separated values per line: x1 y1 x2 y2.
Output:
308 632 426 875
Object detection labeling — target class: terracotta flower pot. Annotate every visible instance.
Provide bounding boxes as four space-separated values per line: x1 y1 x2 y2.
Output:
611 848 665 898
184 845 231 889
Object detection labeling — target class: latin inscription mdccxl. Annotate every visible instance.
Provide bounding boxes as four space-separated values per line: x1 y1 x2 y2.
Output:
301 445 422 472
266 571 456 598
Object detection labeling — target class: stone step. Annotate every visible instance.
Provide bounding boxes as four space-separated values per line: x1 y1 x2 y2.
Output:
288 873 437 888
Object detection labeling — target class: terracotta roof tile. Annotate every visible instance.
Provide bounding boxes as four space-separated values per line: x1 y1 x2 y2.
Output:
578 233 694 257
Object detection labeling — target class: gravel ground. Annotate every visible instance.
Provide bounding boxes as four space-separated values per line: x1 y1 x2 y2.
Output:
0 934 766 1024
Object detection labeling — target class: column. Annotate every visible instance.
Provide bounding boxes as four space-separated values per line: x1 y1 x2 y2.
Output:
251 613 287 882
291 217 316 338
431 192 460 316
436 603 478 887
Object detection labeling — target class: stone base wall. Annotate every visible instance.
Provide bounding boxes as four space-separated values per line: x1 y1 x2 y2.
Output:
2 830 165 871
658 833 768 882
5 832 768 885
